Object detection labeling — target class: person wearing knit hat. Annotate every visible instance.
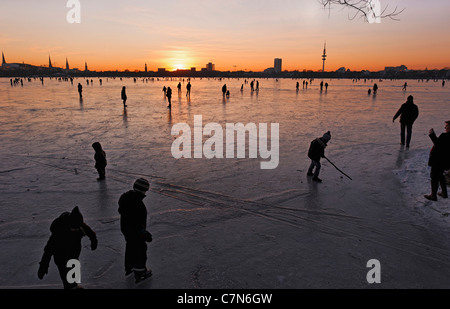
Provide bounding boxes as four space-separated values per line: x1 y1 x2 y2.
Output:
37 207 97 289
307 131 332 183
118 178 153 283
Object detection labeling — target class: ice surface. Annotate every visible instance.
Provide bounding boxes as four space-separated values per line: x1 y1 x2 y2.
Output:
0 77 449 289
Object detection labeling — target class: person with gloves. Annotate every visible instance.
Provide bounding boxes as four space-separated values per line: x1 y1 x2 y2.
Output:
118 178 153 283
37 206 97 289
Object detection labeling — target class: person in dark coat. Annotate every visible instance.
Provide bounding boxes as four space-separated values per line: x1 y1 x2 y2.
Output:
121 86 127 108
78 83 83 98
424 121 450 201
393 95 419 148
307 131 331 183
92 142 107 181
118 178 153 283
37 207 97 289
166 87 172 109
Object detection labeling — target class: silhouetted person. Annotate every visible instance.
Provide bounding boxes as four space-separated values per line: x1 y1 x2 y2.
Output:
78 83 83 98
325 83 329 91
296 82 299 91
424 121 450 201
38 207 97 289
368 88 372 95
256 81 259 91
320 81 324 91
402 82 408 91
118 178 153 283
222 84 227 96
122 86 127 108
307 131 331 183
167 87 172 109
177 82 182 94
162 86 167 97
393 95 419 148
92 142 107 181
373 83 378 95
186 82 191 97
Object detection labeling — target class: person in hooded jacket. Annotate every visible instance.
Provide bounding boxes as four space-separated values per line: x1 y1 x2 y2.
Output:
37 206 97 289
118 178 153 283
92 142 107 181
393 95 419 148
307 131 332 183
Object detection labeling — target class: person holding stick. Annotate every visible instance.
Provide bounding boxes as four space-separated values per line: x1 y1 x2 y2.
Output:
307 131 331 183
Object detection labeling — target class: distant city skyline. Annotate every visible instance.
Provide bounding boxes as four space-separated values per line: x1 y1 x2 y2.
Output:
1 1 449 72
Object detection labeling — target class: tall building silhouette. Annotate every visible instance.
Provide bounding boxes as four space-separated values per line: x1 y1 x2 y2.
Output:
322 42 327 72
145 63 148 73
274 58 282 73
85 62 89 72
65 58 70 70
48 56 53 68
206 62 215 72
2 52 6 66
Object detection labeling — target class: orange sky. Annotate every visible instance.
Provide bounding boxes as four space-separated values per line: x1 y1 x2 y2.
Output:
1 1 449 72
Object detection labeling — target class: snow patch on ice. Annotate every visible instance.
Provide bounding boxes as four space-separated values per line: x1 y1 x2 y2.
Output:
393 148 450 227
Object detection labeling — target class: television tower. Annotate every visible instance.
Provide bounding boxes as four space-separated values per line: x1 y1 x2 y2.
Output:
322 42 327 72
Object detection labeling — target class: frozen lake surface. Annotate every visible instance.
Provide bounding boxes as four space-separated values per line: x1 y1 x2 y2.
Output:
0 76 449 288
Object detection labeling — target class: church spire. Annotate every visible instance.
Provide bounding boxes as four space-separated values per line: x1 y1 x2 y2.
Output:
2 52 6 65
49 55 53 68
66 58 70 70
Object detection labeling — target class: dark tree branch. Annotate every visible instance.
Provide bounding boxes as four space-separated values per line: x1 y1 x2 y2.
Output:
319 0 405 22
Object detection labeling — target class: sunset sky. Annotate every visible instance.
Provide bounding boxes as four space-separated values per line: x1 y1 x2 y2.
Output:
1 0 449 72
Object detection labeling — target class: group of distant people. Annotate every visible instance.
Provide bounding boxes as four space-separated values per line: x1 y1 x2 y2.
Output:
306 94 449 203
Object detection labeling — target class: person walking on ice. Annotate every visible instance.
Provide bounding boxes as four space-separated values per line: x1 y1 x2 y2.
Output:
92 142 107 181
393 95 419 148
37 206 97 289
424 121 450 201
121 86 128 108
118 178 153 283
307 131 332 183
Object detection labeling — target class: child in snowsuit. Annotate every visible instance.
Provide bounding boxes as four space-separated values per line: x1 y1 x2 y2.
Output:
92 142 107 181
118 178 153 283
37 207 97 289
307 131 332 183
